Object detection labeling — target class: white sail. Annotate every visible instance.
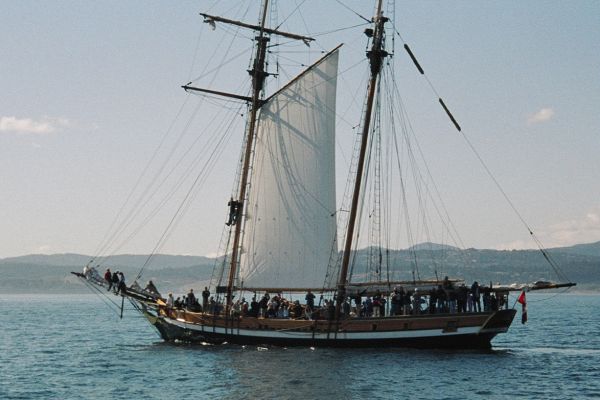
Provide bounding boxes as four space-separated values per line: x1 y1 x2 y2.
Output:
238 49 339 289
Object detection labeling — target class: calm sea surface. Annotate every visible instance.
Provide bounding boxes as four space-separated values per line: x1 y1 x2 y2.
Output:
1 293 599 399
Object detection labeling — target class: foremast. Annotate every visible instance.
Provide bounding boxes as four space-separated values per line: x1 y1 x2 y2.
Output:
225 1 270 309
185 2 314 308
336 0 388 313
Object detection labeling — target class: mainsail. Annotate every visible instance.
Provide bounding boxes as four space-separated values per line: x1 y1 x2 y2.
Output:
238 49 339 289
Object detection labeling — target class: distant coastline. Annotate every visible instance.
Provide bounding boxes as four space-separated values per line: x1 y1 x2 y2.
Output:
1 241 598 295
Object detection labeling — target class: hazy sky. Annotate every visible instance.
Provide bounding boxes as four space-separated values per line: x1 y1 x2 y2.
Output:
1 1 599 258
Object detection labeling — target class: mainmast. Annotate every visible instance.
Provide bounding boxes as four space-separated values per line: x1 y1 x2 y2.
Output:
184 2 314 307
337 0 388 309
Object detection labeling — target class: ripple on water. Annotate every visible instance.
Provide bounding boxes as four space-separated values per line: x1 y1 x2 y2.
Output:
0 294 599 400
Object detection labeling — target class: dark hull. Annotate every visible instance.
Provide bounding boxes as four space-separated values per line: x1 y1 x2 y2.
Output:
142 307 516 350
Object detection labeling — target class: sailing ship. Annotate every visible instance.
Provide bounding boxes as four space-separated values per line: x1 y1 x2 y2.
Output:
74 0 575 349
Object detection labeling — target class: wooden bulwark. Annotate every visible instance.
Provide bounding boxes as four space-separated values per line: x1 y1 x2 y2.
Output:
166 309 495 335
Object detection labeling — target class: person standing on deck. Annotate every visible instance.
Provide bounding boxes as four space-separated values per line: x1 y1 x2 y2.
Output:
202 287 210 311
397 287 406 315
353 294 362 316
471 281 481 312
250 296 259 317
292 300 303 319
83 265 91 279
429 287 437 314
483 288 491 311
457 284 468 313
365 297 373 317
391 289 401 316
443 277 457 313
111 271 119 293
412 289 421 315
372 290 382 317
305 289 316 311
186 289 196 309
242 298 249 317
467 288 474 312
327 300 335 320
104 268 112 291
116 272 126 295
343 299 351 317
281 301 289 318
166 293 174 309
259 293 270 317
403 289 412 315
436 285 446 313
209 296 216 314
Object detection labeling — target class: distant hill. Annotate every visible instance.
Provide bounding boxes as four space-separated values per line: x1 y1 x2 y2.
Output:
0 253 213 270
0 253 216 295
1 242 599 294
349 245 599 289
549 241 600 258
0 253 92 267
407 242 460 252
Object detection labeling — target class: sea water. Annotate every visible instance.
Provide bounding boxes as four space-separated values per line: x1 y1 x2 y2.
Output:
0 293 599 399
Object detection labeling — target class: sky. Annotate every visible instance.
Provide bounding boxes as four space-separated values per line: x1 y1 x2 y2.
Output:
1 1 599 258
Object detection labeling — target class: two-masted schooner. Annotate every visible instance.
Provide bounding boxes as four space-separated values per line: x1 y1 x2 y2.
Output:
74 0 575 349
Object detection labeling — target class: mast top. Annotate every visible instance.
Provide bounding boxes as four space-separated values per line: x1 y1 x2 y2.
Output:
200 13 315 45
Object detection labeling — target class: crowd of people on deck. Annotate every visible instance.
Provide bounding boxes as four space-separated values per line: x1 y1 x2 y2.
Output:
83 262 508 320
167 287 213 313
164 277 507 320
83 264 165 300
102 268 127 295
356 278 506 317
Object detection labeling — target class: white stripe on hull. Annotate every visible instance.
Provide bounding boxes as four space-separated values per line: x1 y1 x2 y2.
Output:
165 317 488 341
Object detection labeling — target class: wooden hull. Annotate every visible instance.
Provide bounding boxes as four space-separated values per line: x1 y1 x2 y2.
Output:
141 307 516 349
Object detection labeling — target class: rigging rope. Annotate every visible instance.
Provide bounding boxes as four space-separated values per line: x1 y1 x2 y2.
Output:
274 0 307 30
81 278 123 317
387 68 468 254
95 98 207 262
392 21 572 283
104 5 250 262
384 66 472 273
134 102 245 281
91 96 192 263
308 22 371 39
96 76 248 268
333 0 371 23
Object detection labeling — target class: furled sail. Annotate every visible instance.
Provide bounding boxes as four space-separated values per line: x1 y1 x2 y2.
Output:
238 49 339 289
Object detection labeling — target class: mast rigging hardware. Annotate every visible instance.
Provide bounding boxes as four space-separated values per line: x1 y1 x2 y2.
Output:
182 84 264 106
200 13 315 45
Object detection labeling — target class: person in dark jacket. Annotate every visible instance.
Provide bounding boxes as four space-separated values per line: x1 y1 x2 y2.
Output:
111 271 119 293
202 287 210 310
457 284 468 313
391 289 402 316
471 281 481 312
305 289 316 310
116 272 126 295
186 289 197 309
250 296 259 317
104 268 112 291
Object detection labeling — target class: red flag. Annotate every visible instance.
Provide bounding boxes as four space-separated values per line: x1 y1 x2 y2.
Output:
517 290 527 324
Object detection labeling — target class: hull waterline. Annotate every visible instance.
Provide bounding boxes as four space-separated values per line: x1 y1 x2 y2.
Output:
141 306 516 349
